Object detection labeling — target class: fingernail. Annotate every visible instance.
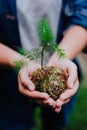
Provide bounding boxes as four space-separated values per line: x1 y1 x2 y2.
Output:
70 82 73 88
28 86 34 91
60 94 66 101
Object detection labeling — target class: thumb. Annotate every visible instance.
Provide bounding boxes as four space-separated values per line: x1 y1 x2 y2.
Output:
18 67 35 91
67 71 78 89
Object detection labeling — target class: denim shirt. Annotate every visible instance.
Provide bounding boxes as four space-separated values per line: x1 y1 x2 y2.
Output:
57 0 87 42
64 0 87 29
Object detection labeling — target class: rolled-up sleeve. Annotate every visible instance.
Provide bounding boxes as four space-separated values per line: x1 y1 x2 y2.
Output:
64 0 87 30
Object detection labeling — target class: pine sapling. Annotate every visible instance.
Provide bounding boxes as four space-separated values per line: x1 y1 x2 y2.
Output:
14 18 68 100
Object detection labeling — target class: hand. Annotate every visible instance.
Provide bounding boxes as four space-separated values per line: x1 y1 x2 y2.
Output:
18 60 56 107
47 54 79 112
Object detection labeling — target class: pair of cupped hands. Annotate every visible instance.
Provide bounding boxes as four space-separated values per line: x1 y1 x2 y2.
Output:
18 54 79 113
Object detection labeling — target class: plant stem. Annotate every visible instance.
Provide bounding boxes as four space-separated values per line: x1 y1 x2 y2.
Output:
41 46 45 67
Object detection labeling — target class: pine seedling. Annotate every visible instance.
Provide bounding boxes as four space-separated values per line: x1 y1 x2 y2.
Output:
14 18 66 72
14 18 67 100
31 18 67 100
37 18 66 66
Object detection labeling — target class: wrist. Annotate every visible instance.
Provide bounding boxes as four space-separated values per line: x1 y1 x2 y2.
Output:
8 52 23 67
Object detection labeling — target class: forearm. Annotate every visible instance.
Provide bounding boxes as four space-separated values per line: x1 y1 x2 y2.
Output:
0 43 22 68
59 25 87 60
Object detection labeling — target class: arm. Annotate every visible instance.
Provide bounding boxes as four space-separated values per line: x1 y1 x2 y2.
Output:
0 43 39 92
61 0 87 59
47 0 87 112
48 25 87 112
0 43 57 107
59 25 87 60
0 43 22 67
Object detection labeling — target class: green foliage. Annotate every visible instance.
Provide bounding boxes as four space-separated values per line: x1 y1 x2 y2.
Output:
56 46 66 58
14 18 66 72
37 18 66 66
37 18 54 47
14 58 25 73
14 48 41 73
37 18 66 56
18 47 27 55
18 48 41 60
46 42 66 58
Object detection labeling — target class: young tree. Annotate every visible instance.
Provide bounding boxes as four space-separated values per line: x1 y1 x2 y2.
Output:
14 18 67 100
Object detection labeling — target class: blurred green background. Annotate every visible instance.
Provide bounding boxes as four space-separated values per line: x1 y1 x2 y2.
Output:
64 75 87 130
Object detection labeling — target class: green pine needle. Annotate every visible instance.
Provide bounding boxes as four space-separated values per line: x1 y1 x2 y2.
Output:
56 46 66 58
14 18 66 73
17 47 41 60
37 18 66 57
37 18 54 46
13 58 25 73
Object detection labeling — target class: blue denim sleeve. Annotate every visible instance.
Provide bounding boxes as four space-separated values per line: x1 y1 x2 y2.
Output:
64 0 87 29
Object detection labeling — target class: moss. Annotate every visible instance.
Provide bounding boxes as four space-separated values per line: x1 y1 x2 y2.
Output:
31 66 67 100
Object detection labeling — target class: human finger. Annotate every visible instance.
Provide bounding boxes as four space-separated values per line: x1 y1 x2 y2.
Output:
18 67 35 91
67 63 78 89
59 80 79 101
54 107 62 113
18 79 49 100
